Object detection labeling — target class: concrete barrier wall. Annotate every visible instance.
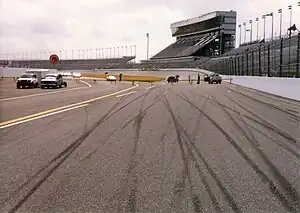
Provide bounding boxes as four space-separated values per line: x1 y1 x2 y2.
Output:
221 75 300 101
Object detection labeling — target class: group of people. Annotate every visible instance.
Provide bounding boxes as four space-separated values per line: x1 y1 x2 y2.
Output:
188 73 201 84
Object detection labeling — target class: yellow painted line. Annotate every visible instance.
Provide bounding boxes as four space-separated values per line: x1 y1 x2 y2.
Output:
0 84 139 128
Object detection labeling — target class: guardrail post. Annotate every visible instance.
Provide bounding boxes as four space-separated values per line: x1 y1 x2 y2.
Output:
246 52 249 76
241 54 244 75
251 51 254 76
237 55 240 76
267 44 270 77
296 32 300 78
231 58 234 76
258 46 262 76
234 55 237 75
279 37 283 77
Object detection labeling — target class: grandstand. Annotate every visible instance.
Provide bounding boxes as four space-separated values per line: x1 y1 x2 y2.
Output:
150 11 236 61
1 56 135 70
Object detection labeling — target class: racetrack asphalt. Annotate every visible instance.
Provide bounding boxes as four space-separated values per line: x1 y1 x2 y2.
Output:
0 79 299 213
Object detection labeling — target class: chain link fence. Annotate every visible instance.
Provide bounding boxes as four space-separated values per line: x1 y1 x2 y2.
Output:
204 32 300 78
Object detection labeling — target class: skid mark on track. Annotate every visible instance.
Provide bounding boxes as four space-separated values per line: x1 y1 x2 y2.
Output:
107 88 160 213
164 93 221 212
210 95 300 211
224 85 300 121
245 122 300 158
197 93 300 150
2 90 154 213
173 90 300 213
2 99 125 213
231 85 300 109
225 95 300 146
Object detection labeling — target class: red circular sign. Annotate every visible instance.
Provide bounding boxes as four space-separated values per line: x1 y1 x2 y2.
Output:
49 54 59 65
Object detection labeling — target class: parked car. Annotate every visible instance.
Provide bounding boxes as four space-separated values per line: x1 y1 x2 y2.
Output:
41 73 67 89
106 75 117 81
208 74 222 84
203 74 210 82
167 75 179 83
16 73 39 89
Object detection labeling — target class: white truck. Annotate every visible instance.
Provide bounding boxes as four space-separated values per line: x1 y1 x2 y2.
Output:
41 73 67 89
16 69 51 89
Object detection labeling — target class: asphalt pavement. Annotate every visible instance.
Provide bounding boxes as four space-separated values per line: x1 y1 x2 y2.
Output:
0 79 299 213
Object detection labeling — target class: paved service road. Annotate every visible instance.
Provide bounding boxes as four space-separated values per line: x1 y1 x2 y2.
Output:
0 81 299 213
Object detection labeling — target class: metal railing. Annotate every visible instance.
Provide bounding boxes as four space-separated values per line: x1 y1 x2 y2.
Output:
206 32 300 78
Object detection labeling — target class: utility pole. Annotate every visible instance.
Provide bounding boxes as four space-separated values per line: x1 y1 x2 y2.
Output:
278 9 282 38
239 24 242 46
249 20 253 42
256 17 259 40
262 15 266 41
146 33 149 60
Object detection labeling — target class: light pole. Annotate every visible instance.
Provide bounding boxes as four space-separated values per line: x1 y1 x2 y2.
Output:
262 15 266 40
246 29 251 42
288 5 292 30
256 17 259 40
238 24 242 46
278 9 282 38
134 45 136 62
288 5 292 72
266 13 274 40
146 33 149 60
243 22 246 43
249 20 253 42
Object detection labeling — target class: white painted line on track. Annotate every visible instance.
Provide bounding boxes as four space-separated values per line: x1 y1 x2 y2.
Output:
0 83 139 128
0 104 88 129
146 85 155 89
0 80 92 102
116 91 137 98
0 87 87 102
80 80 92 87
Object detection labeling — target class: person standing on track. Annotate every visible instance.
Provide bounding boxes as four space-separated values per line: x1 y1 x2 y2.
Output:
197 73 200 84
188 74 191 83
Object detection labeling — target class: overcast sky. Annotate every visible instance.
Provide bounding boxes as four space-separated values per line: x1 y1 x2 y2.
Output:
1 0 299 61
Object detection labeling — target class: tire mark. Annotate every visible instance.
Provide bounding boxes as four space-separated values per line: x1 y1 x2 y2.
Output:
225 94 299 145
210 95 300 211
231 85 300 109
126 105 145 213
174 91 300 213
159 119 172 166
198 93 299 148
3 91 150 212
3 98 126 213
245 120 300 158
224 85 300 121
173 106 241 213
119 89 155 213
160 94 202 213
196 94 300 156
101 95 164 211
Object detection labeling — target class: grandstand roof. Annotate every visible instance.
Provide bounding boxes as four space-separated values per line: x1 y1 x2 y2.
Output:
170 10 236 29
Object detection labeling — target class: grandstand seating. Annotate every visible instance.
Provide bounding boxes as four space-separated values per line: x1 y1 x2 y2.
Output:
7 56 135 70
151 32 219 59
